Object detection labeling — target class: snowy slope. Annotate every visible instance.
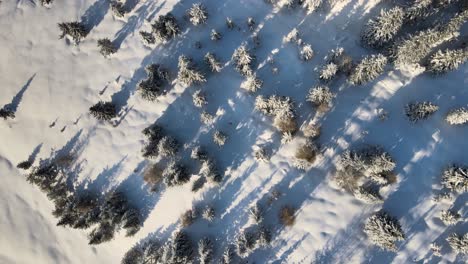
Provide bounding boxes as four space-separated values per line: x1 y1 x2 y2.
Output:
0 0 467 263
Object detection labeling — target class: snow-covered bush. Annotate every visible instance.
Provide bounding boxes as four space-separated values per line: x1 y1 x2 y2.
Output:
163 161 190 187
232 44 255 76
213 131 227 146
349 54 387 85
447 233 468 255
139 31 156 45
393 10 468 67
211 29 221 41
254 147 270 162
204 52 222 73
361 7 405 47
354 186 383 204
279 205 296 226
89 101 117 121
198 237 214 264
151 13 180 43
111 1 126 17
255 95 297 133
138 64 169 101
177 55 206 86
188 3 208 26
301 44 314 61
294 141 318 170
157 136 179 158
97 38 117 57
202 206 215 222
307 85 335 111
249 204 263 224
442 165 467 192
302 123 321 139
364 211 405 252
193 90 207 108
327 47 353 76
428 48 468 74
0 107 15 120
446 107 468 125
58 22 87 43
319 63 338 82
143 163 163 190
241 74 263 93
440 210 461 225
236 230 257 257
405 101 438 123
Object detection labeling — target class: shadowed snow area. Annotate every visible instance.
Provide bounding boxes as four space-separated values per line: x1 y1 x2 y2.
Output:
0 0 467 263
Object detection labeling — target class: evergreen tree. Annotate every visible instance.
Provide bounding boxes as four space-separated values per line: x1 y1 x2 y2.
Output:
236 230 257 257
221 246 235 264
319 63 338 82
349 54 387 85
211 29 222 41
232 44 255 76
0 107 15 120
364 211 405 251
89 101 117 121
177 56 206 86
111 1 126 17
204 53 222 73
440 210 461 226
405 101 438 123
446 107 468 125
302 0 323 13
163 161 190 187
157 136 179 158
88 222 115 245
446 233 468 255
193 90 208 108
307 85 334 111
198 237 214 264
58 22 87 43
97 38 118 57
138 64 169 101
257 225 272 247
202 206 215 222
139 31 156 45
188 3 208 26
442 165 467 193
142 124 165 159
151 13 180 43
241 74 263 93
361 7 405 47
213 130 228 146
428 48 468 74
300 44 314 61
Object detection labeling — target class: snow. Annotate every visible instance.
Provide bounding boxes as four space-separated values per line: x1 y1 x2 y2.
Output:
0 0 467 263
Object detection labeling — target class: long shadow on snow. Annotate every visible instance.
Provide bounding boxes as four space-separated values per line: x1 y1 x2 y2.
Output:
3 73 36 113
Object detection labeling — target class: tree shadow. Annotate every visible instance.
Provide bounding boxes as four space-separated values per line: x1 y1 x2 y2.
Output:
3 73 35 113
80 0 110 33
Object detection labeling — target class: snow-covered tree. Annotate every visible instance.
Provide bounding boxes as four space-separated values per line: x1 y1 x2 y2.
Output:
142 124 165 159
211 29 222 41
139 31 156 45
0 107 15 120
442 165 467 192
302 0 323 13
178 55 206 86
241 74 263 93
138 64 169 101
97 38 117 57
428 48 468 74
247 17 256 31
204 52 222 73
302 123 321 139
193 90 207 108
446 107 468 125
200 159 221 183
349 54 387 85
364 211 405 252
257 225 272 247
191 146 208 161
249 204 263 224
446 233 468 255
255 95 297 133
319 63 338 82
440 210 461 225
294 141 318 170
198 237 214 264
181 209 195 227
300 44 314 61
405 101 439 123
362 7 405 47
236 230 257 257
200 111 215 125
122 238 161 264
232 44 255 76
151 13 180 43
88 222 115 245
213 130 227 146
58 22 87 43
188 3 208 26
405 0 433 22
307 85 335 110
254 147 270 163
40 0 54 6
283 28 300 44
221 246 235 264
226 17 235 30
430 242 442 257
202 206 215 222
157 136 179 157
89 101 117 121
111 1 126 18
163 161 190 187
354 186 383 203
326 47 353 75
162 231 194 263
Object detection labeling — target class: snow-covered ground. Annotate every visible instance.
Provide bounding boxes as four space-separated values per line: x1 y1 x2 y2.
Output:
0 0 467 263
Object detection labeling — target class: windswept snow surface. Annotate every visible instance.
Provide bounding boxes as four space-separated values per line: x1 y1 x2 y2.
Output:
0 0 467 263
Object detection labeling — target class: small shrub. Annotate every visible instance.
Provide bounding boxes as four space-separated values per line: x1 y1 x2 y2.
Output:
446 107 468 125
257 225 272 247
249 204 263 224
200 111 215 125
89 101 117 121
254 147 270 163
405 101 438 123
294 141 318 170
364 211 405 251
319 63 338 82
202 206 215 222
211 29 221 41
192 90 207 108
191 146 208 161
241 74 263 93
279 205 296 226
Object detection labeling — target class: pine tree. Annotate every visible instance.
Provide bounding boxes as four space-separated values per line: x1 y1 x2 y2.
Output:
138 64 170 101
151 13 180 43
157 136 179 157
446 233 468 255
236 230 257 257
221 246 235 264
178 56 206 86
349 54 387 85
405 101 438 123
89 101 117 121
440 210 461 225
213 130 227 146
193 90 207 108
405 0 433 22
300 44 314 61
211 29 222 41
354 186 383 204
198 237 214 264
163 161 190 187
241 74 263 93
319 63 338 81
307 85 334 110
0 107 15 120
364 211 405 251
191 146 208 161
142 124 165 159
446 107 468 125
226 17 235 30
97 38 118 57
255 95 297 133
249 204 263 223
254 147 270 163
40 0 54 6
168 231 194 263
442 165 467 193
302 0 323 13
200 159 221 183
88 222 115 245
428 48 468 74
139 31 156 45
111 1 126 17
232 44 255 76
257 225 272 247
362 7 405 47
58 22 87 44
204 53 222 73
188 3 208 26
